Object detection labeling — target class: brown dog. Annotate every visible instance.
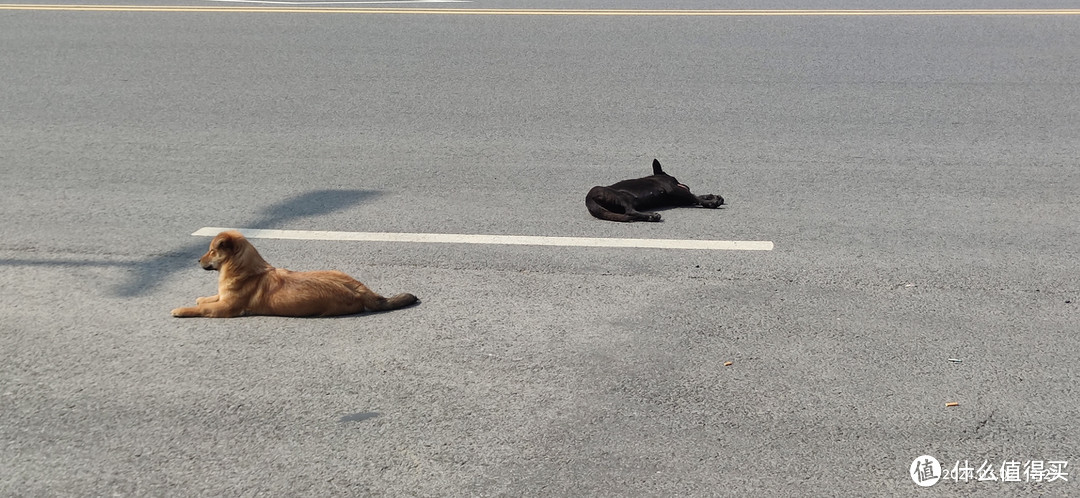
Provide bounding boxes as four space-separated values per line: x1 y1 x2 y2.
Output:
171 230 418 318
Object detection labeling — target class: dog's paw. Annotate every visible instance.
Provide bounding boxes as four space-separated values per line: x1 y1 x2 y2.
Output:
171 307 202 317
699 195 725 208
645 212 662 222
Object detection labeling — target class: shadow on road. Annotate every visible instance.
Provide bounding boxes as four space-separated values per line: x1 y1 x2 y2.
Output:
0 189 382 297
339 411 381 423
118 188 383 297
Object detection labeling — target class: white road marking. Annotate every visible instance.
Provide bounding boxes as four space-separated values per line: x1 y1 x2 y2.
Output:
5 5 1080 15
192 227 774 251
6 5 1079 15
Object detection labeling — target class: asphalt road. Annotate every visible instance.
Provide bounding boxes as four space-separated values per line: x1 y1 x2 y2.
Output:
2 2 1078 496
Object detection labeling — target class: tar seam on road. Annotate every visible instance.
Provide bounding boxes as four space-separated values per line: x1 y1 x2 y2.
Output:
192 227 775 251
3 5 1080 15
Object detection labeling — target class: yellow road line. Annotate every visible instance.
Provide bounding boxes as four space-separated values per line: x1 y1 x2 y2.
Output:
3 5 1080 15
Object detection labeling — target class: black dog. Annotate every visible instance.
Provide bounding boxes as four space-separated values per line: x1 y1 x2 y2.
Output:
585 159 724 222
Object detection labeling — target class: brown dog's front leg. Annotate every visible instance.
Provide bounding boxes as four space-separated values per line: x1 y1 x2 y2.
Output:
171 301 243 318
195 295 220 305
171 306 203 317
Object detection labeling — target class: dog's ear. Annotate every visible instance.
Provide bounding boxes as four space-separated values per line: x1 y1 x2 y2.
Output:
214 235 234 253
652 159 664 175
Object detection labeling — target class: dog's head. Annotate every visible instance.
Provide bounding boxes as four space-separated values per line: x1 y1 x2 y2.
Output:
651 159 692 192
198 230 247 271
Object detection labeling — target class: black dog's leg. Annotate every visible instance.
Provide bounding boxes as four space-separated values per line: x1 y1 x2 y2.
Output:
624 207 663 222
665 187 725 209
695 194 725 208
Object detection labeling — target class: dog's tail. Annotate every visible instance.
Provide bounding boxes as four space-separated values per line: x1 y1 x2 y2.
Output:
586 186 638 222
370 292 420 312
